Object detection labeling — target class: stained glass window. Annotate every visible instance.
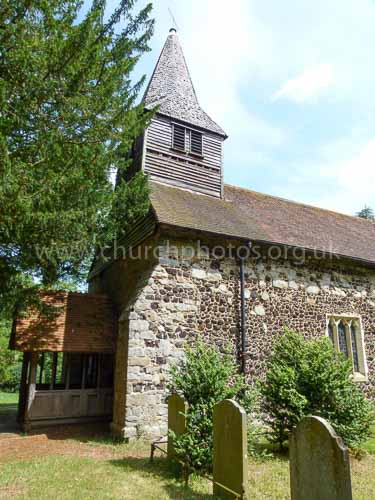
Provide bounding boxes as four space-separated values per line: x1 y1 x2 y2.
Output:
328 322 334 343
337 321 349 358
350 323 360 372
327 315 365 379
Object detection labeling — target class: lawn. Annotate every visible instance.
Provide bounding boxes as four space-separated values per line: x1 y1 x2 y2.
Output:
0 453 211 500
0 432 375 499
0 392 18 405
363 426 375 454
0 391 18 416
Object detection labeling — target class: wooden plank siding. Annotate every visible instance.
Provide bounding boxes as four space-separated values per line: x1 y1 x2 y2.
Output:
26 388 113 424
144 114 223 198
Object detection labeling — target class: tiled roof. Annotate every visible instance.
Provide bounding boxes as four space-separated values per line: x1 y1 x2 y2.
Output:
143 30 227 137
11 292 116 352
150 181 375 265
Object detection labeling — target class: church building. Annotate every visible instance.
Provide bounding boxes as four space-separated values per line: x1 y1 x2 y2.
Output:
12 29 375 438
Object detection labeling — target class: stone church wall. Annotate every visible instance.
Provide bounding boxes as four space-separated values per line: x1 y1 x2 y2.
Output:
90 236 375 440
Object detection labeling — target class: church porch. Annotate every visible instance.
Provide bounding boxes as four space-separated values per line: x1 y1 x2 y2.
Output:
10 292 117 431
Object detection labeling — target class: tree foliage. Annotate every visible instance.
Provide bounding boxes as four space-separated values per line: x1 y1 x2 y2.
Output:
0 0 154 317
260 329 374 450
357 206 375 221
168 339 254 472
0 319 22 391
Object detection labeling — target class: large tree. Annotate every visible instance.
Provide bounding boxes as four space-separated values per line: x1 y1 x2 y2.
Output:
0 0 154 316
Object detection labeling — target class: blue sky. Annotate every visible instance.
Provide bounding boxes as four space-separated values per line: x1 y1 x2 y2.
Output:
110 0 375 216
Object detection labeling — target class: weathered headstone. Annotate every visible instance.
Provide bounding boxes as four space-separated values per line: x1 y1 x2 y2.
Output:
290 416 352 500
167 393 188 459
213 399 248 499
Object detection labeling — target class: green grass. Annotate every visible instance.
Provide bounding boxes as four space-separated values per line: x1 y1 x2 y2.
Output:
0 392 18 405
0 454 211 500
0 411 373 499
363 426 375 454
0 440 375 499
0 391 18 416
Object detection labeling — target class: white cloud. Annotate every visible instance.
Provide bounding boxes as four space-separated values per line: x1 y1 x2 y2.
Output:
272 64 334 103
319 138 375 214
334 139 375 198
288 138 375 215
263 132 375 216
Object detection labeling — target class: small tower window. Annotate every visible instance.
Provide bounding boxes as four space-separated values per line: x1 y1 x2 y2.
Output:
190 130 203 156
172 124 186 151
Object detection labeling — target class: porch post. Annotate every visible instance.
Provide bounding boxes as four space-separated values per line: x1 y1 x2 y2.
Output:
50 353 58 390
17 352 30 424
24 352 38 431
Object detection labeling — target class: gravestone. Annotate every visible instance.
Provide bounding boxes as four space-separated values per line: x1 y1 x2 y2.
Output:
213 399 248 499
167 393 188 460
290 416 352 500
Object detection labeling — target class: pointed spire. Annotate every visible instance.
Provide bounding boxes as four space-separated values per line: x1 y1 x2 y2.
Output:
143 30 226 137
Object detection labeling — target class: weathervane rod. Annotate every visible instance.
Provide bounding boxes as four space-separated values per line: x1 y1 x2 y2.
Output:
168 7 180 32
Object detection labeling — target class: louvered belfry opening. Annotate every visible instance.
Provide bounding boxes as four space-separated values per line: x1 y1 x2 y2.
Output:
172 124 185 151
190 130 203 156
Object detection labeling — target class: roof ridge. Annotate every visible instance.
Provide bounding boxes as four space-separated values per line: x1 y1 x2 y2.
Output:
150 181 375 265
224 183 375 226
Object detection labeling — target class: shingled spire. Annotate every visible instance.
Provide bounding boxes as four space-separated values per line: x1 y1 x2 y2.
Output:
143 29 226 137
127 29 227 198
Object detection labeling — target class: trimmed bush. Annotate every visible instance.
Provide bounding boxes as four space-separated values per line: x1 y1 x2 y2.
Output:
260 329 374 450
168 339 253 472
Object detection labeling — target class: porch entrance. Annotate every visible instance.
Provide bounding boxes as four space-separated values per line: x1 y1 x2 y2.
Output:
19 352 114 430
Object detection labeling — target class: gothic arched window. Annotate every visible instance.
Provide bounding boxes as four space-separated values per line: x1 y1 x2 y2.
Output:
326 315 367 382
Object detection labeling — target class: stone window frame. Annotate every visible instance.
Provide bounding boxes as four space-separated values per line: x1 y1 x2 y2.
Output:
325 314 368 382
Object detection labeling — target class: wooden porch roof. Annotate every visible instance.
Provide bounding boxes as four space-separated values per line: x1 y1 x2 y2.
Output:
10 292 117 353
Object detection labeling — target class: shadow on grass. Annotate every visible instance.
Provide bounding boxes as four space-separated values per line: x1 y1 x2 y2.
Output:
28 422 112 442
0 402 18 417
109 456 213 499
0 403 19 434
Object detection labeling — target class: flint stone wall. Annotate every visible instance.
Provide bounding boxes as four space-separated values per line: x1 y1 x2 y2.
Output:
89 236 375 439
